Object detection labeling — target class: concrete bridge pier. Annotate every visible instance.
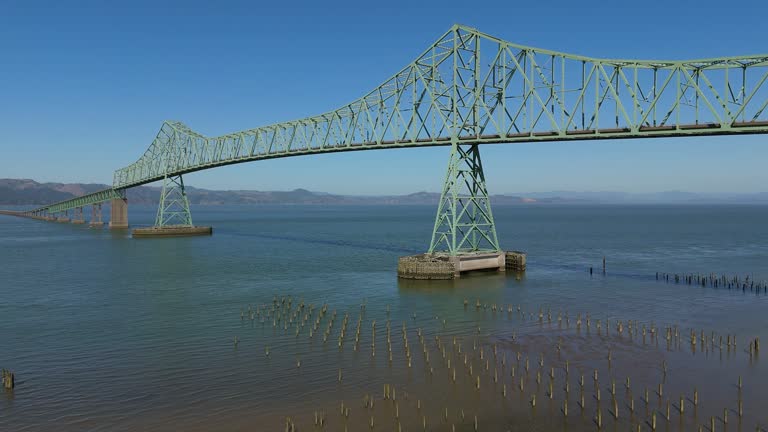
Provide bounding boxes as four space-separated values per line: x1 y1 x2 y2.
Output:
57 209 70 223
109 198 128 229
90 203 104 227
72 207 85 224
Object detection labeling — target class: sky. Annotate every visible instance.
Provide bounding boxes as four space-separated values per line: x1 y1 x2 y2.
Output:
1 0 767 195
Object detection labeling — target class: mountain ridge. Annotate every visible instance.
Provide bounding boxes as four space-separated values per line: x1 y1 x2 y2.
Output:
0 179 539 206
2 179 768 205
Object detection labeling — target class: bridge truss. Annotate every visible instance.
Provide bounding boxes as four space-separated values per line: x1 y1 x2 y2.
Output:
20 24 768 254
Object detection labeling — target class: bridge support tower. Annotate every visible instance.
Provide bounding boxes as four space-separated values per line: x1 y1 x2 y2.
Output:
57 209 70 223
132 174 212 238
90 203 104 227
398 142 525 279
72 207 85 224
109 193 128 229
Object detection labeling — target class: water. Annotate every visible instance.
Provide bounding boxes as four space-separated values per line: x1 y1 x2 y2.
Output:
1 204 767 431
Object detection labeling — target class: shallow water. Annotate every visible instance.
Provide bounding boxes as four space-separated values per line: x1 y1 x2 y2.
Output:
1 204 766 431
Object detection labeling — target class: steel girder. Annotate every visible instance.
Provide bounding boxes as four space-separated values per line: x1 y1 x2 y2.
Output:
26 188 125 215
113 24 768 190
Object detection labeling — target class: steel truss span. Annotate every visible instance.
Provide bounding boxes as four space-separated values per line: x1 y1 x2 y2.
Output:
21 24 768 219
113 24 768 190
44 188 124 214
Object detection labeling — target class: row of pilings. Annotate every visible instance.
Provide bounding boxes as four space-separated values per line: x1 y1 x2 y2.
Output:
656 272 767 294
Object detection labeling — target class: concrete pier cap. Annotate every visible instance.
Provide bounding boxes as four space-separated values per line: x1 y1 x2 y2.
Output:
397 250 526 280
132 225 213 238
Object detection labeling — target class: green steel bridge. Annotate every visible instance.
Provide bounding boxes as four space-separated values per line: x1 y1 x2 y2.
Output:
8 24 768 255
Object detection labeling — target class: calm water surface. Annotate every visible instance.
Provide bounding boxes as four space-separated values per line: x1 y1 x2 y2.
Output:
1 204 766 431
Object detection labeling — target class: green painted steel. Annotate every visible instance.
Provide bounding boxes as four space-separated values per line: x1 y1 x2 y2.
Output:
155 175 193 227
21 24 768 229
26 188 124 215
113 25 768 190
429 142 499 255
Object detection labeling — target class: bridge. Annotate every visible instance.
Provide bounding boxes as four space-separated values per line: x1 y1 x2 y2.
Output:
4 25 768 273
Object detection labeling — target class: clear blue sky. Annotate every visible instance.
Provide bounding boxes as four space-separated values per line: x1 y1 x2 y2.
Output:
1 0 767 194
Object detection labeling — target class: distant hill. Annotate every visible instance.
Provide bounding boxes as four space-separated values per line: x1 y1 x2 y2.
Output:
517 190 768 204
0 179 538 206
0 179 111 205
3 179 766 206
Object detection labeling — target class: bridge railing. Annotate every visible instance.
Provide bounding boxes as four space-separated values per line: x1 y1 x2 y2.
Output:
107 24 768 189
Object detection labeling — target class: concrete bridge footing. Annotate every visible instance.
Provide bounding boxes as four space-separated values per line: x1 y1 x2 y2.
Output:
109 198 128 229
132 226 212 238
397 251 526 280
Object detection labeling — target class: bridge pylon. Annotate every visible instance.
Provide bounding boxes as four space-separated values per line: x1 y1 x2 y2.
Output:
428 142 500 255
57 209 70 223
398 142 526 279
72 207 85 224
155 174 194 228
90 203 104 227
132 174 212 238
